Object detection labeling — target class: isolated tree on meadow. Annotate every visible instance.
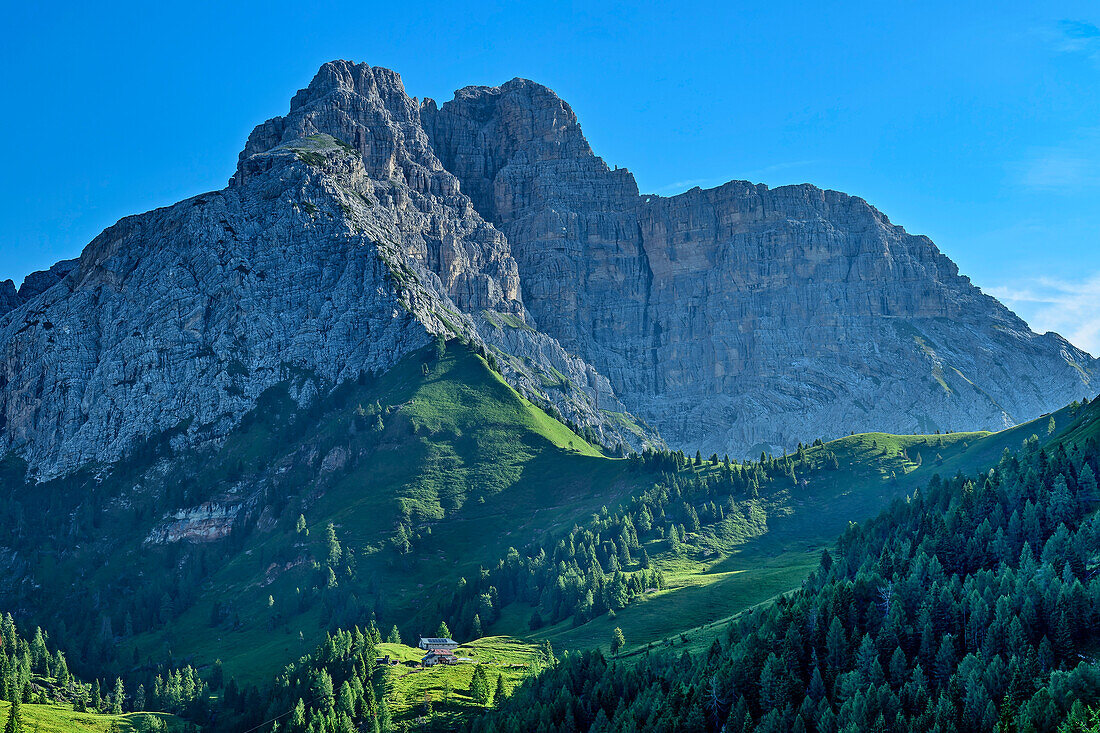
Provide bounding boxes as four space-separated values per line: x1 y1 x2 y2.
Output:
324 522 341 565
611 627 626 655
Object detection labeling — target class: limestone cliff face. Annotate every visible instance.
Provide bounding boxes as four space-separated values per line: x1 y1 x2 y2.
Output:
3 61 1095 477
425 79 1097 455
0 63 641 479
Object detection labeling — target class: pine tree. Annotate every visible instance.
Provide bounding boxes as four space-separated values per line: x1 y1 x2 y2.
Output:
324 523 342 566
3 695 21 733
111 677 124 714
290 698 305 731
493 674 507 706
470 665 491 705
611 627 626 655
825 617 847 672
312 669 335 713
387 625 402 645
436 621 451 639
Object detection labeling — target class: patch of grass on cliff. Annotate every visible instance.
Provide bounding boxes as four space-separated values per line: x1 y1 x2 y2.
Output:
295 150 327 167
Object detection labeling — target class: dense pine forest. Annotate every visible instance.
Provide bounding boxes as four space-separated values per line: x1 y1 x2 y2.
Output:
466 423 1100 731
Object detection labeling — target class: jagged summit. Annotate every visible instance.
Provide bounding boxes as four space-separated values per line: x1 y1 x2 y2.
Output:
0 60 1093 477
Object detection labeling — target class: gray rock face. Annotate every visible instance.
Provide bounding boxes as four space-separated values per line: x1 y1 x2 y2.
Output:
0 259 79 318
0 63 641 479
2 60 1095 478
424 79 1098 455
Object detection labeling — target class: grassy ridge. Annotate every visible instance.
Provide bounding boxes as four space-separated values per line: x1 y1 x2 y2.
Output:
490 403 1082 660
135 346 1082 686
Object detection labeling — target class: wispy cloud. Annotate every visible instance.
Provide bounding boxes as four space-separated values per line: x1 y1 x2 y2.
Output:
1038 19 1100 61
986 272 1100 356
1011 127 1100 190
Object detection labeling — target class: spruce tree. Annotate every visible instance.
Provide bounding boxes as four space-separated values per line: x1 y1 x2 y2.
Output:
470 665 491 705
611 627 626 654
3 695 20 733
111 677 124 714
324 523 342 566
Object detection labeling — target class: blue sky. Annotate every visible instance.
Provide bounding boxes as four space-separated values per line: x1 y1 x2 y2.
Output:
3 1 1100 353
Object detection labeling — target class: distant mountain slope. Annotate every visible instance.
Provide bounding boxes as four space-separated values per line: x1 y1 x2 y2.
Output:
424 78 1097 456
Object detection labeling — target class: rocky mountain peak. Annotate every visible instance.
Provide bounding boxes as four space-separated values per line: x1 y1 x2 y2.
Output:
0 60 1094 478
235 61 446 190
0 61 648 479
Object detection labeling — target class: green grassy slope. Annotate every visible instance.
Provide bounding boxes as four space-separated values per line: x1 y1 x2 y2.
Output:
0 701 182 733
126 344 626 685
113 349 1099 685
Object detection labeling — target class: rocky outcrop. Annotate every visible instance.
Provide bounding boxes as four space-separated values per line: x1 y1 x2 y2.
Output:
146 502 241 544
425 79 1098 455
0 259 78 318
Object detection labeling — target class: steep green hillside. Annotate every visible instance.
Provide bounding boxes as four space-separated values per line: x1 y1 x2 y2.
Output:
123 343 624 685
483 401 1086 662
